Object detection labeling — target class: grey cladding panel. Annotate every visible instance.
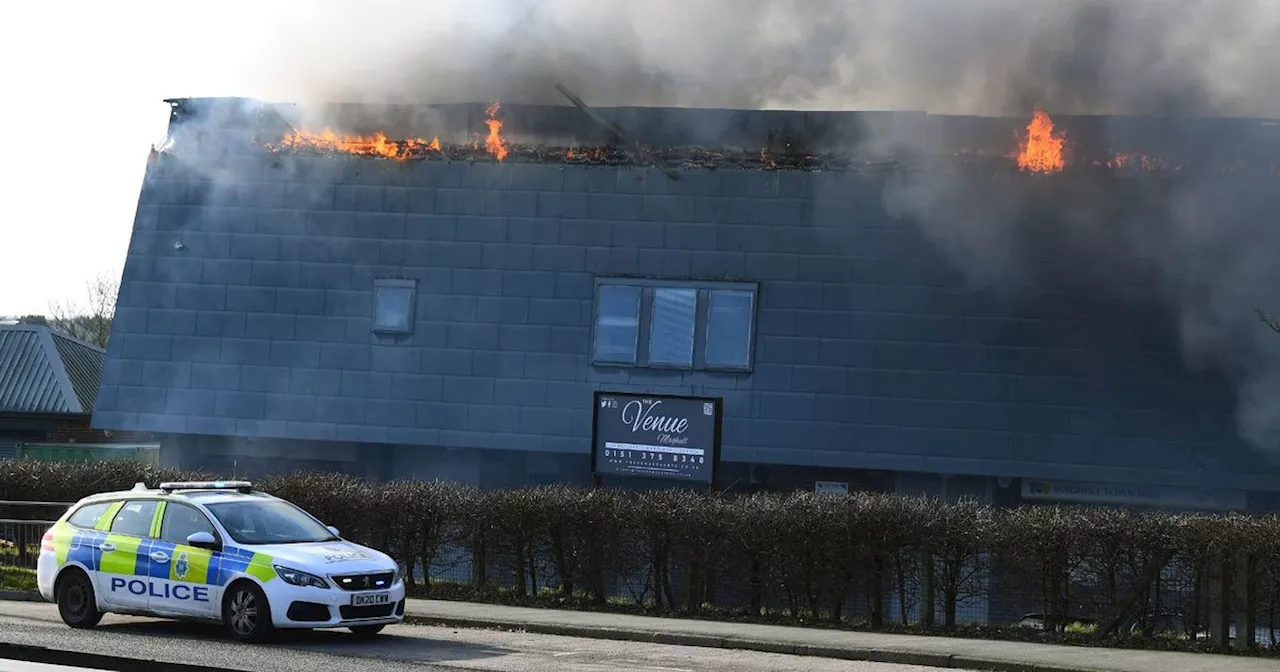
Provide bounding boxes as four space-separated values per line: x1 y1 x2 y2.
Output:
99 152 1280 491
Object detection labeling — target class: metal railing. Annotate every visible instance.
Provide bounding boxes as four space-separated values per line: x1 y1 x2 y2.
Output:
0 500 72 571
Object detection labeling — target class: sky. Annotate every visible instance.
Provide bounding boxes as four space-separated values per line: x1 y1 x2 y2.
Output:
0 0 539 317
0 2 306 316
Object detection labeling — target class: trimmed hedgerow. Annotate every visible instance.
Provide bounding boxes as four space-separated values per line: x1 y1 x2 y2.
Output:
2 459 1277 655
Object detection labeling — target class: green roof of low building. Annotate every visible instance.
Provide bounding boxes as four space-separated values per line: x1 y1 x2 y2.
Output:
0 324 106 414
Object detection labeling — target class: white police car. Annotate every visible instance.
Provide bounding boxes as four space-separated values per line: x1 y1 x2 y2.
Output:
36 481 406 642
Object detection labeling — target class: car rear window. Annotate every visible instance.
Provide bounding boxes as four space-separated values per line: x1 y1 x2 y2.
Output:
67 502 111 529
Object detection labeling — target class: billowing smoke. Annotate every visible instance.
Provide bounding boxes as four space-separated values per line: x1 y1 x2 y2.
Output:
189 0 1280 456
259 0 1280 118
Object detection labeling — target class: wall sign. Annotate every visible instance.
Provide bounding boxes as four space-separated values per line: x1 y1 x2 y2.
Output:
815 481 849 495
591 391 722 484
1020 478 1247 512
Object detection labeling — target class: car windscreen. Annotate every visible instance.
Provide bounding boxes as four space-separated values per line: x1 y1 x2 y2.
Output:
205 500 338 545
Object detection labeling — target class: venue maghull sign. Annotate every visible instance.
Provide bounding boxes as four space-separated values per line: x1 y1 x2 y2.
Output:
591 391 722 484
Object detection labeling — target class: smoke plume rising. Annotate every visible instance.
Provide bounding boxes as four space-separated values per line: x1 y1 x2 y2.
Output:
259 0 1280 118
203 0 1280 457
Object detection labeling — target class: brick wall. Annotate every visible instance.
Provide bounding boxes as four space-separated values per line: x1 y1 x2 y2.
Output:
92 145 1280 491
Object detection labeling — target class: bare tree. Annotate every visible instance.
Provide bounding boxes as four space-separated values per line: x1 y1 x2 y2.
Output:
47 271 119 348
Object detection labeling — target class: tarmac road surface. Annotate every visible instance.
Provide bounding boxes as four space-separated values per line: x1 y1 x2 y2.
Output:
0 602 961 672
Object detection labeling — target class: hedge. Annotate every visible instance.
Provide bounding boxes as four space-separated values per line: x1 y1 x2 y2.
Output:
2 459 1278 653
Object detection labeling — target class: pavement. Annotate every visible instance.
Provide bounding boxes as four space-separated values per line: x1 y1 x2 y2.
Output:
0 601 953 672
0 591 1272 672
400 598 1273 672
1 662 111 672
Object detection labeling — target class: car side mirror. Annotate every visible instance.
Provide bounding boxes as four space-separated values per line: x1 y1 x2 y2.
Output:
327 526 341 538
187 531 219 551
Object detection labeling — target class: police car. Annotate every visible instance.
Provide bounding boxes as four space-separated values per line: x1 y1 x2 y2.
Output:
36 481 407 642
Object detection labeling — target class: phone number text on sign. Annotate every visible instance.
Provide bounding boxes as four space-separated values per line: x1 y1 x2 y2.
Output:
601 441 707 476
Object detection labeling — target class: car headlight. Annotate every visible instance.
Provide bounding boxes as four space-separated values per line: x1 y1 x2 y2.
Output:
274 565 329 589
393 562 407 584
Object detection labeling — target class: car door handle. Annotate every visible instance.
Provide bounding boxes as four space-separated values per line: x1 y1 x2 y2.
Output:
150 551 170 563
99 542 115 553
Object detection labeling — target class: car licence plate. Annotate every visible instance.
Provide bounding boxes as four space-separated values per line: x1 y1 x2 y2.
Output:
351 592 391 607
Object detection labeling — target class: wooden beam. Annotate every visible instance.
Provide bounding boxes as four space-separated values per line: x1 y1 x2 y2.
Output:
1258 308 1280 334
555 82 681 181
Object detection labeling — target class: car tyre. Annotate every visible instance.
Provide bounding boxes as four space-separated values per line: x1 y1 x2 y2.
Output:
56 569 102 629
223 581 274 643
349 624 386 638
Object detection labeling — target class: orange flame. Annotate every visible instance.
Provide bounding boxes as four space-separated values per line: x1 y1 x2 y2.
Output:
484 102 508 161
272 129 439 161
1098 153 1169 170
1015 109 1066 173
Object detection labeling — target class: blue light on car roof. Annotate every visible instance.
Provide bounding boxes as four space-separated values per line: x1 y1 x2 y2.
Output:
159 481 254 493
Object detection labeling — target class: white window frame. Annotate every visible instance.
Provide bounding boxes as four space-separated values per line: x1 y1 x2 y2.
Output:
590 276 758 372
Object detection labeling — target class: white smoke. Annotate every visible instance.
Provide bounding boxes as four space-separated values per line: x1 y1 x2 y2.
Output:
241 0 1280 118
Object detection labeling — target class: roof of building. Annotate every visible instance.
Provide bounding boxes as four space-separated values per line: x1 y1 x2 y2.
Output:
165 96 1280 173
0 324 106 415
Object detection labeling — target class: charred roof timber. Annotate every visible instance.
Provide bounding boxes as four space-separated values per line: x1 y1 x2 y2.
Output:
554 82 680 181
158 97 1280 176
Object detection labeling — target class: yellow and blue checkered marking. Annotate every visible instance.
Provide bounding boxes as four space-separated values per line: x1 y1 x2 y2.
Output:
54 528 276 591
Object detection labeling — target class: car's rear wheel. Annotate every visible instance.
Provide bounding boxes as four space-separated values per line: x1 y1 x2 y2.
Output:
349 624 386 638
223 581 274 643
56 569 102 629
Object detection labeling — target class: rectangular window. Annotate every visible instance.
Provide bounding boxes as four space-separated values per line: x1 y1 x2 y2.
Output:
109 500 159 538
592 285 642 364
67 502 112 530
649 288 697 367
373 278 417 335
704 289 755 370
158 502 218 546
591 278 757 371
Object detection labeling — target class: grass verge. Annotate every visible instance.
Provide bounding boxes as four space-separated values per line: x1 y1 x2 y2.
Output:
0 566 37 591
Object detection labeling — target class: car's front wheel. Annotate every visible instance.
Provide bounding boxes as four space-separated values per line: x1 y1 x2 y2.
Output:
349 624 386 638
56 569 102 629
223 581 274 643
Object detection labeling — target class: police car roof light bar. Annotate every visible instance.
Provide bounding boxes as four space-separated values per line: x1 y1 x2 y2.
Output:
159 480 255 494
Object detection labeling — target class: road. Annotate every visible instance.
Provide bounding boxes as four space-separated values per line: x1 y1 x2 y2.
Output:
0 602 962 672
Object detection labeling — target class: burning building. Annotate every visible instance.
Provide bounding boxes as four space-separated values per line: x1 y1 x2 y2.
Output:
91 96 1280 511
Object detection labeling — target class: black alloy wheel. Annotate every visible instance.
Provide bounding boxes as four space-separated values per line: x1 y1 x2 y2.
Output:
57 569 103 629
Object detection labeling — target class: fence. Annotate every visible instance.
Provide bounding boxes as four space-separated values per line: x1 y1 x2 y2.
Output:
0 500 71 573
